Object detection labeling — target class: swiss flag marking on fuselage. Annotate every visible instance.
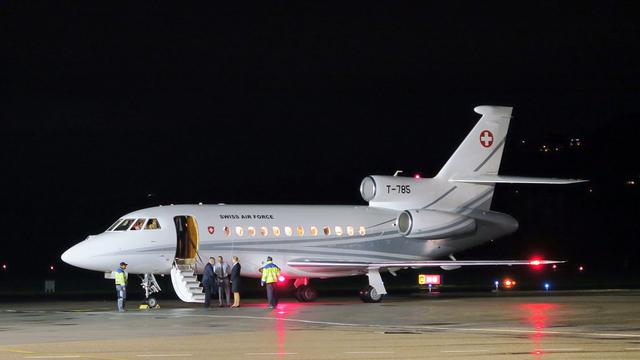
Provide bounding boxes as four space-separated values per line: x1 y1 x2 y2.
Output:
207 226 215 235
480 130 494 148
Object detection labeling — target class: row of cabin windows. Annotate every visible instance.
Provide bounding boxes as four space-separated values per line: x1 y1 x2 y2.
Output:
222 225 366 238
107 218 161 231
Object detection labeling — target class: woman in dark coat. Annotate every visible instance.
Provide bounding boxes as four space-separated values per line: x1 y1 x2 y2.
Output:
230 256 242 307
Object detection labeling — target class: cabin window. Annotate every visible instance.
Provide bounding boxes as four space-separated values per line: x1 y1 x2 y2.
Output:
284 226 293 236
310 226 318 236
223 226 231 236
107 219 122 231
323 226 331 236
272 226 281 236
346 226 354 236
235 226 244 237
297 226 304 236
114 219 135 231
145 218 161 230
260 226 269 236
248 226 256 237
131 218 146 231
359 226 366 236
335 226 343 236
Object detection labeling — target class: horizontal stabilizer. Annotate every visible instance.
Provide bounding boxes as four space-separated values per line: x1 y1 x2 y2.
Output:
450 175 588 185
288 259 565 271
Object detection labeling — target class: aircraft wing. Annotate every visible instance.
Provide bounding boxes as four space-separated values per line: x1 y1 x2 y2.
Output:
288 259 565 271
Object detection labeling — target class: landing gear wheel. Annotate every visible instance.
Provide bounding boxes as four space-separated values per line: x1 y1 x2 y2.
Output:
295 285 318 302
146 297 158 308
359 286 384 303
295 286 304 302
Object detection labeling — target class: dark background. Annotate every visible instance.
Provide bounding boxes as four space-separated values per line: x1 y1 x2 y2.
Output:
1 2 638 295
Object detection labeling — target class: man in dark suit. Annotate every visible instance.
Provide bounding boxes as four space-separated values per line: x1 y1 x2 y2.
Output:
202 257 217 308
230 256 242 308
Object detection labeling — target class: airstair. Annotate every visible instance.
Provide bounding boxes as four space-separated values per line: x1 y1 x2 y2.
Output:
170 263 205 303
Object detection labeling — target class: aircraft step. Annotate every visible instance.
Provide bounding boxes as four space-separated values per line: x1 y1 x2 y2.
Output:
170 263 204 303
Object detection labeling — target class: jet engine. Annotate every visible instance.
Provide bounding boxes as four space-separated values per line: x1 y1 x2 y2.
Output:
396 209 476 239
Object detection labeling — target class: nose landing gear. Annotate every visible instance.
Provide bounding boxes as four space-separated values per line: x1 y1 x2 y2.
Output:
139 273 161 309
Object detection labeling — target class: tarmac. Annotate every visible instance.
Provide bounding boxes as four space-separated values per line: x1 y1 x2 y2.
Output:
1 290 640 359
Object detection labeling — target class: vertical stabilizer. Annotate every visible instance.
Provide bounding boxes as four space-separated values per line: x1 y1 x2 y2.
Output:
437 106 512 179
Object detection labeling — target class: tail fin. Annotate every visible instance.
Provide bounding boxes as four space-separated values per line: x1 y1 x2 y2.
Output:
363 105 585 213
437 106 513 179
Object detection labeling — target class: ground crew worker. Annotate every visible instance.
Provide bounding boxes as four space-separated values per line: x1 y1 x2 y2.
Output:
260 256 280 309
115 262 128 312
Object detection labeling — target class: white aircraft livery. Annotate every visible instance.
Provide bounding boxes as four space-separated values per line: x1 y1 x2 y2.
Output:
62 106 585 304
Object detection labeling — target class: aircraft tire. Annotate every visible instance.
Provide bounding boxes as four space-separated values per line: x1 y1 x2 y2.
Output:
359 286 383 303
301 286 318 302
295 286 305 302
146 297 158 308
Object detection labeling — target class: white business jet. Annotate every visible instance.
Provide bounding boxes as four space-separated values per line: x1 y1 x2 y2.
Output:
62 106 585 305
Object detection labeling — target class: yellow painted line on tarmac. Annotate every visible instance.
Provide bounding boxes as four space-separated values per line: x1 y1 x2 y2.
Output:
24 356 81 359
69 308 111 312
3 348 36 354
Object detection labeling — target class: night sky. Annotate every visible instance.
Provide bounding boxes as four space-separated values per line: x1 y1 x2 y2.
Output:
2 2 639 281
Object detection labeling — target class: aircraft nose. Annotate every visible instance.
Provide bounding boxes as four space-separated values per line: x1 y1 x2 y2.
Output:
61 242 83 267
61 237 94 268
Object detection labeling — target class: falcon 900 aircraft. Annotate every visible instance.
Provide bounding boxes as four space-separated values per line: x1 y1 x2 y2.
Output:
62 106 585 304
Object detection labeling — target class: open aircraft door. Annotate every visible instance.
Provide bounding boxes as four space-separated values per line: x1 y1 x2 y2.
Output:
174 215 199 265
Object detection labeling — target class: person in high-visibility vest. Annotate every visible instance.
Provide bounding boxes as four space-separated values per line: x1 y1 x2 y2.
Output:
260 256 280 309
114 262 128 312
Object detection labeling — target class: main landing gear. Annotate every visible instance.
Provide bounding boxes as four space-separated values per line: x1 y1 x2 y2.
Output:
139 273 161 309
359 285 384 303
293 278 318 302
359 268 386 303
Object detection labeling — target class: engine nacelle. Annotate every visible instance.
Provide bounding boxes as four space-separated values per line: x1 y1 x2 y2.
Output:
360 175 430 202
396 209 476 239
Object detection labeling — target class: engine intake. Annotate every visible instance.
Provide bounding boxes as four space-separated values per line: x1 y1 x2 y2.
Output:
397 209 476 239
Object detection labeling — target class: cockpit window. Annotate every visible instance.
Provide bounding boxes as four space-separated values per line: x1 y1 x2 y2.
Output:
114 219 135 231
131 218 146 231
107 219 122 231
145 218 161 230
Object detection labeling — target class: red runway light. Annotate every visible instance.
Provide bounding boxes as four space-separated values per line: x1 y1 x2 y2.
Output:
1 264 6 270
49 265 55 271
414 173 421 179
278 275 286 282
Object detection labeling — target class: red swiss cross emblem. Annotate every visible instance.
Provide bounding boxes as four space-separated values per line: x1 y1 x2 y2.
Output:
480 130 494 148
207 226 215 235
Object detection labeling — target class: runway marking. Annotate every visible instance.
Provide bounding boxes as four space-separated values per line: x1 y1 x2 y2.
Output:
625 348 640 351
441 350 490 353
345 351 395 354
118 312 640 340
136 355 193 358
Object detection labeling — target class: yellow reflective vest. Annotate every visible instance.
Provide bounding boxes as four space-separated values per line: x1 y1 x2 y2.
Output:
115 268 128 286
260 261 280 284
